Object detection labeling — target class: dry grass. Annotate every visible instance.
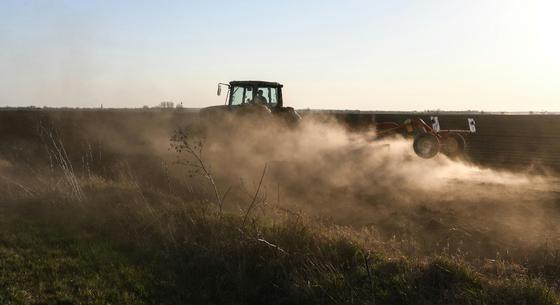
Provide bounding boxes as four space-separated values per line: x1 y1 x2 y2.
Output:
0 167 557 304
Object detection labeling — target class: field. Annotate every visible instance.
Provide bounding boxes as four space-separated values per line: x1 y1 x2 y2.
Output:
1 108 560 304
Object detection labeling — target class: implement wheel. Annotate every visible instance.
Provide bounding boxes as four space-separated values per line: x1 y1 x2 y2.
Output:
440 133 466 157
413 133 440 159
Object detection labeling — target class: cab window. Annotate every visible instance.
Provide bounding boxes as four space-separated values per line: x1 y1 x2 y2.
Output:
230 86 253 105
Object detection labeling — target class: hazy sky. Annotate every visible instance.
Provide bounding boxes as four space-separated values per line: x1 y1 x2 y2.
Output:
1 0 559 111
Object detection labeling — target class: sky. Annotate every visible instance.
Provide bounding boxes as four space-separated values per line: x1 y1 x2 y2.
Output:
0 0 559 111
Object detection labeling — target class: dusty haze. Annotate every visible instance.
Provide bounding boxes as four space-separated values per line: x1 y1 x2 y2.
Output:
169 115 560 260
0 111 559 262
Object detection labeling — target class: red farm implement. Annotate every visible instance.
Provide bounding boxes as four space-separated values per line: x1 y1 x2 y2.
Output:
376 117 476 158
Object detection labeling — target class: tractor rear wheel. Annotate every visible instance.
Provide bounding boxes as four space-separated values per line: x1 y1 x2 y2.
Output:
440 133 466 157
413 133 440 159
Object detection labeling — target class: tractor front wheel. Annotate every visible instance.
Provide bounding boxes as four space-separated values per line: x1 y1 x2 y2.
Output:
413 133 440 159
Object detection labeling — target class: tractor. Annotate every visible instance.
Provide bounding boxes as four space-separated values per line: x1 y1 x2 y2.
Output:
200 80 301 124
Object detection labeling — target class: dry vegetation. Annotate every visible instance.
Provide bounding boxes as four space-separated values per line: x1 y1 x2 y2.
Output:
0 110 559 304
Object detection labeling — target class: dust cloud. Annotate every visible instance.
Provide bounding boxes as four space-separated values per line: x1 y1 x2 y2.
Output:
183 114 560 257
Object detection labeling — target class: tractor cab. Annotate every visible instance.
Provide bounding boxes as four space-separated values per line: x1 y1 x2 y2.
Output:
217 81 284 109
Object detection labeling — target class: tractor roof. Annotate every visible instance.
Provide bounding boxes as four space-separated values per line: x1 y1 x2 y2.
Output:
229 80 283 88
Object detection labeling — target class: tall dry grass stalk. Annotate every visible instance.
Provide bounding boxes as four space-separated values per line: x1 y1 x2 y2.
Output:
38 122 85 202
171 129 224 213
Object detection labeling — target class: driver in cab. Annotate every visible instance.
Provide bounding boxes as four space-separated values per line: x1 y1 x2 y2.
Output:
252 90 267 105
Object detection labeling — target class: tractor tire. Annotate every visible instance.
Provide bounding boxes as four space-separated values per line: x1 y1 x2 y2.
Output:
413 133 440 159
440 133 466 158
